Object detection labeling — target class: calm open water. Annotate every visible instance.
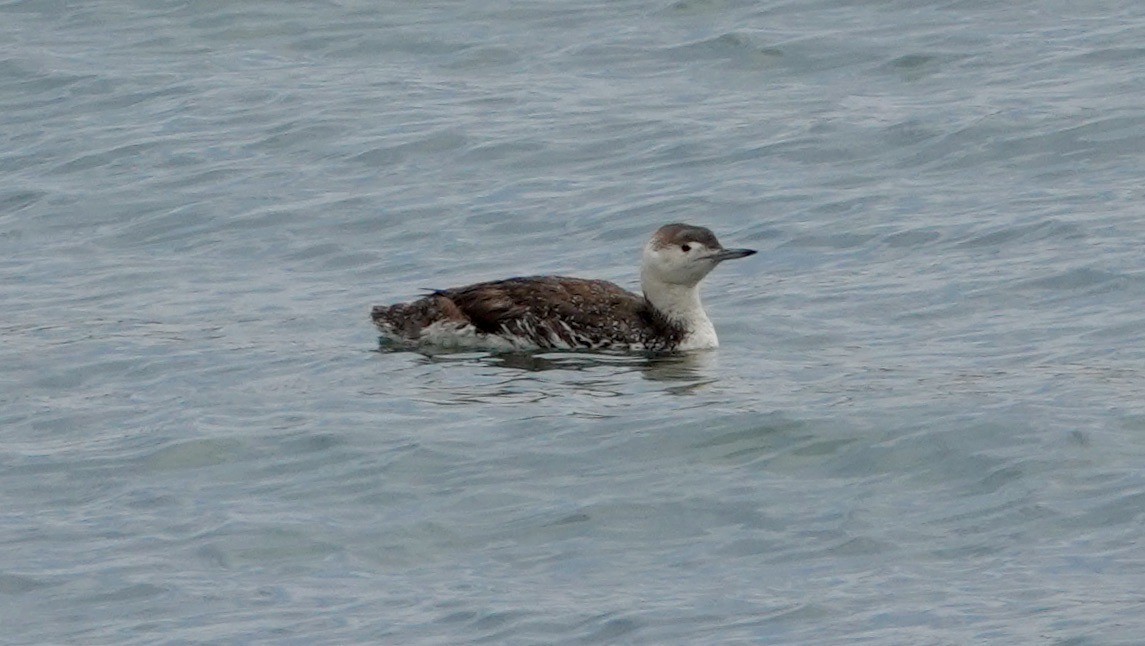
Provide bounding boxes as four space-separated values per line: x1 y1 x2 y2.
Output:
3 0 1145 643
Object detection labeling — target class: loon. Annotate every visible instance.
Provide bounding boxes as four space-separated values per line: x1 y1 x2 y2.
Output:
371 223 756 352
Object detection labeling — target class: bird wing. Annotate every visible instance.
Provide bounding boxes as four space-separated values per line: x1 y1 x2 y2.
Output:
438 276 648 347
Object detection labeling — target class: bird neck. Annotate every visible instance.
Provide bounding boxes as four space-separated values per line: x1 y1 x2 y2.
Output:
640 274 716 347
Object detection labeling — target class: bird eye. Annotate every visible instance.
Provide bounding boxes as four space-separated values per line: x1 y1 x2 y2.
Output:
681 244 691 252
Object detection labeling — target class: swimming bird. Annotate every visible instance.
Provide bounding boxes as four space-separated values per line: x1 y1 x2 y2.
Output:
371 223 756 352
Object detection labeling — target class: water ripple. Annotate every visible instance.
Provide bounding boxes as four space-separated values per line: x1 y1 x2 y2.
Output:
4 0 1145 643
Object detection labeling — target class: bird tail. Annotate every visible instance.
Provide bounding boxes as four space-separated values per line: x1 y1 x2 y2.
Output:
371 295 465 340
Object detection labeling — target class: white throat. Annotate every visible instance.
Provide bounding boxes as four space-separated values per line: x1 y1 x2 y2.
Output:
639 272 718 350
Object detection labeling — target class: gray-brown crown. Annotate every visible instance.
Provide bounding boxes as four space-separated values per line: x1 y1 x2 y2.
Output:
650 223 723 250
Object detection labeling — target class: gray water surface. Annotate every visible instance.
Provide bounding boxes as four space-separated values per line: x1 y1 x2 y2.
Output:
3 0 1145 643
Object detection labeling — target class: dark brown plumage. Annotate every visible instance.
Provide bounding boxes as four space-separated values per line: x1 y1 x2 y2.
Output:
371 276 686 351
